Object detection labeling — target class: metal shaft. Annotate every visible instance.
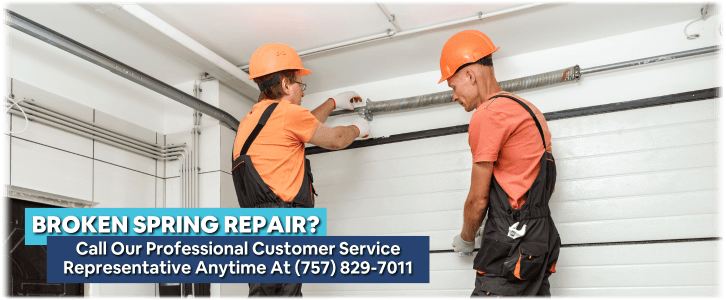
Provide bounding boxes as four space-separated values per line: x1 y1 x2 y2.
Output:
330 45 719 119
5 9 241 131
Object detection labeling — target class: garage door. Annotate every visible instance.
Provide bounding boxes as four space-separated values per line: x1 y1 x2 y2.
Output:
303 88 719 297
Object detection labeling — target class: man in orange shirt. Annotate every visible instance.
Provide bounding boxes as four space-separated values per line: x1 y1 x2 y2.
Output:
441 30 560 296
231 43 369 296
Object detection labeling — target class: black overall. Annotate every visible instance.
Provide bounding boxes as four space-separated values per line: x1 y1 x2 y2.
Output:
472 95 560 296
230 102 316 297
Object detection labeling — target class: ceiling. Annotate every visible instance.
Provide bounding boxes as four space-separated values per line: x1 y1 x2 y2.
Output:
9 3 705 100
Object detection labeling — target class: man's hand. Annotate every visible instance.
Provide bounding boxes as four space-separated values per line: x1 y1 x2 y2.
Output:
351 118 370 138
452 234 475 256
331 91 363 111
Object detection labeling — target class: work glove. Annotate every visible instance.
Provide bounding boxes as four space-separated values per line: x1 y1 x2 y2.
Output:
351 118 370 138
331 91 363 111
452 234 475 256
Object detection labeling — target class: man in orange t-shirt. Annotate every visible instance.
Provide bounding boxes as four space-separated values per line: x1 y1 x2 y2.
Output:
441 30 560 296
231 43 370 297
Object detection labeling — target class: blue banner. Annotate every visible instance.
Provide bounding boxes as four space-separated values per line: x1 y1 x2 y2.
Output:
47 236 429 283
26 208 327 245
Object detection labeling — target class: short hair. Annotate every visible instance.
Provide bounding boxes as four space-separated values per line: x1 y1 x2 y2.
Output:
455 54 493 75
253 70 298 102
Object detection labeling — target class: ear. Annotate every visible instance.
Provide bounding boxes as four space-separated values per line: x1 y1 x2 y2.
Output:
464 67 477 85
280 76 292 95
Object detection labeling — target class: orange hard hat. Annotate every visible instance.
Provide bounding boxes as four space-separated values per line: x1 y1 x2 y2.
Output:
248 43 312 80
438 30 499 84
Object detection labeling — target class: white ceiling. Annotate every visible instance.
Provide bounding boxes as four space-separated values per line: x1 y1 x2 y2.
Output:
10 3 705 100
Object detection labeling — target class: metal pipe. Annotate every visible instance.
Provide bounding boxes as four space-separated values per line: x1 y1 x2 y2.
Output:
9 109 182 161
15 101 182 152
580 45 720 75
12 105 181 157
5 9 241 131
238 4 542 70
330 45 719 119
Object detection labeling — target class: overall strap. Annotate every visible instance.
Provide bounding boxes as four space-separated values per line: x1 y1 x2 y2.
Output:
239 102 279 156
489 95 546 150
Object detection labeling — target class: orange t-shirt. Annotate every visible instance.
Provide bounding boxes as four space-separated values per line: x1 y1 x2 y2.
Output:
232 100 320 202
468 91 552 209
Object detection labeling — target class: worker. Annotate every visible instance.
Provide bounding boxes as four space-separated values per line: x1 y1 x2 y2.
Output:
441 30 560 296
231 42 369 297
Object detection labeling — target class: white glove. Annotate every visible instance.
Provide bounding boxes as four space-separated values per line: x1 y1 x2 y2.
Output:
331 91 363 111
507 222 527 239
351 118 370 138
452 234 475 256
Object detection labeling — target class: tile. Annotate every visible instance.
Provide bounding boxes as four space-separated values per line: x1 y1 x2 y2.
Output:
198 124 221 173
11 79 93 123
220 172 238 209
93 161 155 208
10 112 93 157
220 283 252 299
156 177 164 208
94 110 156 145
93 283 156 299
164 177 181 208
10 137 92 201
220 126 236 173
199 171 220 208
93 140 156 175
2 134 11 184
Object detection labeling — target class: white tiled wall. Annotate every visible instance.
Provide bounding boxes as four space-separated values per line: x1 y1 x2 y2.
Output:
199 171 222 208
93 160 156 208
93 141 157 176
94 283 156 297
10 137 94 201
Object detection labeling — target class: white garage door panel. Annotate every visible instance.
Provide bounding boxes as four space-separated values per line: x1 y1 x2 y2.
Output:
556 143 714 181
10 137 93 201
551 190 714 223
389 212 714 250
316 170 470 204
552 120 713 159
313 149 471 186
327 210 462 236
305 241 717 295
556 214 715 244
323 190 468 221
547 100 714 139
550 262 714 288
551 286 716 296
554 241 716 267
309 133 470 170
553 167 714 202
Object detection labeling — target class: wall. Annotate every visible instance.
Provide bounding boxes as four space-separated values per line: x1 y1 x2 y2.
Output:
294 17 720 296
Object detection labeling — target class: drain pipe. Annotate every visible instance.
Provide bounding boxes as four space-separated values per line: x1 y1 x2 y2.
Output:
331 45 720 119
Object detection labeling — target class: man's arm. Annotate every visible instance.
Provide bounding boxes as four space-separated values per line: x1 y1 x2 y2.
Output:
461 161 494 242
310 98 335 123
307 122 360 150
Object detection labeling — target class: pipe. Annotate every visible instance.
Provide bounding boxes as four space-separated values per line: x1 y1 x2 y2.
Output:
579 45 720 75
330 45 720 119
376 3 401 36
13 104 182 157
8 109 183 161
238 3 542 70
15 101 177 152
5 9 241 131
